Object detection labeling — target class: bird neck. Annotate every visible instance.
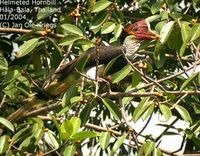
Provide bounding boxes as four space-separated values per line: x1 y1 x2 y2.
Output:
123 35 141 57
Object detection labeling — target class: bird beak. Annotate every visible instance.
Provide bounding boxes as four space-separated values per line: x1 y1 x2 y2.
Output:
129 30 160 40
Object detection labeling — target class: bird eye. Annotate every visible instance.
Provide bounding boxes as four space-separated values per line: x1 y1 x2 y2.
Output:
132 27 138 31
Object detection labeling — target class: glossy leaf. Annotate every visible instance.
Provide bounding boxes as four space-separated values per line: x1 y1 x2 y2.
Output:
159 104 172 121
102 98 122 120
62 86 78 107
90 11 109 30
154 41 166 69
151 1 163 14
175 105 192 123
160 21 175 44
99 132 110 150
114 23 123 38
101 22 116 34
75 39 93 45
181 22 191 42
0 117 14 132
111 134 127 154
70 117 81 135
19 136 32 150
59 35 81 46
191 23 200 41
37 7 57 20
71 131 99 141
0 135 9 154
103 55 121 76
132 71 141 87
143 141 155 156
133 99 152 123
61 24 83 36
12 127 29 144
51 115 62 138
60 119 73 140
179 41 188 56
0 54 8 70
180 73 198 90
44 131 59 149
142 104 154 121
17 38 39 58
91 0 112 13
153 148 162 156
112 64 132 84
63 145 76 156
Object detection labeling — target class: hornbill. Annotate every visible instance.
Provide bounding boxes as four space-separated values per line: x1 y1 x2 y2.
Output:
7 19 159 122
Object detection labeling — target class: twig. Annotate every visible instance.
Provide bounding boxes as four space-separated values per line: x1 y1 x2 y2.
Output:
122 50 167 92
0 27 64 38
101 90 200 98
119 98 139 150
26 102 61 117
135 60 200 92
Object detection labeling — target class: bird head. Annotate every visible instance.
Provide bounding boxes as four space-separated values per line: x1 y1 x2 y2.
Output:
124 20 160 40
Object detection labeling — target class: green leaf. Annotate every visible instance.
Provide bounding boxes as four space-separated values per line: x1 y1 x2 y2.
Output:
132 71 141 87
63 145 76 156
142 104 154 121
37 7 57 20
71 131 99 141
44 131 59 149
33 127 44 145
122 86 134 105
153 148 162 156
75 39 93 45
191 23 200 41
179 42 188 56
90 11 109 30
101 22 115 34
0 54 8 70
99 132 110 150
3 68 20 84
102 98 122 120
181 22 191 42
91 0 112 13
61 24 83 36
133 99 153 123
0 117 14 132
112 64 132 84
180 73 198 90
160 21 175 44
151 1 163 14
80 101 95 124
19 136 32 150
17 38 39 58
114 23 123 38
59 35 82 46
111 134 127 154
175 105 192 123
159 105 172 121
62 86 78 107
103 55 121 76
50 115 62 138
70 117 81 135
154 41 166 69
143 141 155 156
12 127 29 144
0 135 9 154
60 119 73 140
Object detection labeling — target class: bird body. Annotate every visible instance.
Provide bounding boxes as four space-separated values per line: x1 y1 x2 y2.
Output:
7 19 159 122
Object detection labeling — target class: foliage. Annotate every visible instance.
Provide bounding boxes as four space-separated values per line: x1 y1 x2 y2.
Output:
0 0 200 155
